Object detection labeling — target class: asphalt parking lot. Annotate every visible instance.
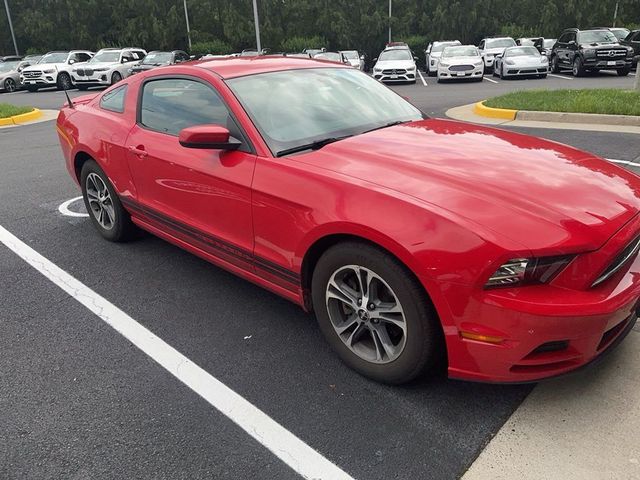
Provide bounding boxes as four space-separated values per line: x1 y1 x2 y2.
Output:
1 70 639 479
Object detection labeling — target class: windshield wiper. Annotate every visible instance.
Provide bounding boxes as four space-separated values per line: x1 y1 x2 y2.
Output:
276 135 351 157
360 120 409 135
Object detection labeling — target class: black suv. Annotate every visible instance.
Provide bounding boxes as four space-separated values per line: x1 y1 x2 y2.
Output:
619 29 640 67
551 28 633 76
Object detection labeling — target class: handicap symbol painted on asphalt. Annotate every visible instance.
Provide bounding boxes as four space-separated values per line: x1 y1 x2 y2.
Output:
58 196 89 218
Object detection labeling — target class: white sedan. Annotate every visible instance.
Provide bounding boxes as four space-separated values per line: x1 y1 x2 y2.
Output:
493 46 549 79
436 45 484 83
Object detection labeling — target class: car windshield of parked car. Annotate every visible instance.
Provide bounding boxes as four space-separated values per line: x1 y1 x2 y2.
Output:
315 52 341 62
486 38 516 49
142 52 173 65
39 52 69 64
578 30 617 43
543 39 556 48
341 51 359 59
0 61 19 72
610 28 629 40
90 51 121 63
378 50 412 61
431 42 459 53
227 68 423 156
505 46 540 57
442 46 478 58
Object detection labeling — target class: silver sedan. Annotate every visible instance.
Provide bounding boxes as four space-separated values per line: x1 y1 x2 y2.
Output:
0 61 21 93
493 46 549 79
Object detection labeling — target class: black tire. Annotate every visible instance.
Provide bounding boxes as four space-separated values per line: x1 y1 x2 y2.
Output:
111 71 122 85
26 85 39 92
617 68 631 77
311 241 444 384
551 55 560 73
572 57 586 77
80 159 137 242
3 78 16 93
56 72 72 91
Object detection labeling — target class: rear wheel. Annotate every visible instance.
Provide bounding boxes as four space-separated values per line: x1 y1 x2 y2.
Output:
56 72 72 90
572 57 586 77
311 242 443 384
80 160 137 242
3 78 16 93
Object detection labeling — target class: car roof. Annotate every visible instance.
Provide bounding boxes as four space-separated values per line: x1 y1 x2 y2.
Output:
193 56 347 79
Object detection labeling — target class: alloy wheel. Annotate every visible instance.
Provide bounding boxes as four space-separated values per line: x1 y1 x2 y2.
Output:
4 78 16 92
85 172 116 230
325 265 407 364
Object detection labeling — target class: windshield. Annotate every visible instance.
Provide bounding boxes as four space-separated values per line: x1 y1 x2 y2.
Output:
610 28 629 40
315 52 341 62
142 52 173 64
0 61 19 72
227 68 422 156
486 38 516 49
39 52 69 64
431 41 460 53
442 46 478 58
543 39 556 48
90 51 121 63
578 30 617 43
505 46 540 57
341 51 359 59
378 49 412 61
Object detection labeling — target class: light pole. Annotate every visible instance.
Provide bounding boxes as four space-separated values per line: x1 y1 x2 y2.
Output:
4 0 19 56
388 0 392 43
183 0 192 50
612 1 619 27
252 0 261 52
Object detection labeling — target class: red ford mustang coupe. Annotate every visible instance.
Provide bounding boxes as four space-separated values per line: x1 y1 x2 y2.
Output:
56 57 639 384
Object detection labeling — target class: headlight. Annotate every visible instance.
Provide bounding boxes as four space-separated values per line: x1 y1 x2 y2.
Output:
628 47 634 55
373 68 382 73
473 60 483 66
439 62 450 67
584 49 595 55
43 69 54 74
485 256 573 288
407 66 416 71
505 59 515 65
93 67 108 72
127 68 133 74
541 57 548 63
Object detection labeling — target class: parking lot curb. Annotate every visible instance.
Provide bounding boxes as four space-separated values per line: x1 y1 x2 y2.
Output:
474 101 640 127
0 108 43 126
473 101 517 120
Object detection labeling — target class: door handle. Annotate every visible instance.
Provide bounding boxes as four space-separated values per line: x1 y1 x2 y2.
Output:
128 145 148 158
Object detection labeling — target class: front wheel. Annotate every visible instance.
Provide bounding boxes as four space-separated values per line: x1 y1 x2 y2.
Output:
80 160 138 242
56 72 72 90
311 242 443 384
551 55 560 73
111 71 122 85
572 57 586 77
3 78 16 93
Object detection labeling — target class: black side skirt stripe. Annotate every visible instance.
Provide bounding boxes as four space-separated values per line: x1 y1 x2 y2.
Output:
120 197 300 286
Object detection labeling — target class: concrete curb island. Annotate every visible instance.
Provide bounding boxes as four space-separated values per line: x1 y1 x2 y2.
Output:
0 108 43 126
474 101 640 127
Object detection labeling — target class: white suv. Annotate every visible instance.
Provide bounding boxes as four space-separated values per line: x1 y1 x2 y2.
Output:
372 46 417 83
478 37 517 72
426 40 461 76
20 50 94 92
71 48 146 89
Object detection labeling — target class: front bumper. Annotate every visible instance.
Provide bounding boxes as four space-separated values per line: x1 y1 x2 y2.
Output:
583 57 632 70
502 65 549 76
373 70 416 82
20 75 56 86
437 65 483 80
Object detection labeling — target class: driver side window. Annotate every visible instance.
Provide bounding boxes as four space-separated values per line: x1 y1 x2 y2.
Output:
139 78 246 146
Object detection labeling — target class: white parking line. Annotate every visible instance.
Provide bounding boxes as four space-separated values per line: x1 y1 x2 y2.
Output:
417 69 428 86
483 77 499 84
607 158 638 166
547 73 573 80
58 196 89 217
0 225 355 480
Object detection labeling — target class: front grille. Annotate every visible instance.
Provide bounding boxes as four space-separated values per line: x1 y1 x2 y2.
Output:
382 69 406 75
23 70 41 78
596 49 627 58
449 64 474 72
592 236 640 287
76 68 93 76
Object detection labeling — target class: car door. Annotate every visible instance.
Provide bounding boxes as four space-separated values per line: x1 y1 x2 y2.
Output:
555 33 568 65
125 76 256 271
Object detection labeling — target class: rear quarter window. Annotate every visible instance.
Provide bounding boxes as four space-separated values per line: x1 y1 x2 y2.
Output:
100 85 127 113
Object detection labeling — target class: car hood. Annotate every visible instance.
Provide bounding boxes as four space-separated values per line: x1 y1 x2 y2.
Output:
302 119 640 251
22 62 63 71
442 56 481 64
483 47 509 55
580 42 619 49
507 55 547 64
374 60 414 69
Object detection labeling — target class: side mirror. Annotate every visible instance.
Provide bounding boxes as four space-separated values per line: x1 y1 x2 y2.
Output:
360 55 365 60
568 40 577 46
179 125 241 150
373 57 378 62
69 59 76 65
496 54 503 58
413 56 418 60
